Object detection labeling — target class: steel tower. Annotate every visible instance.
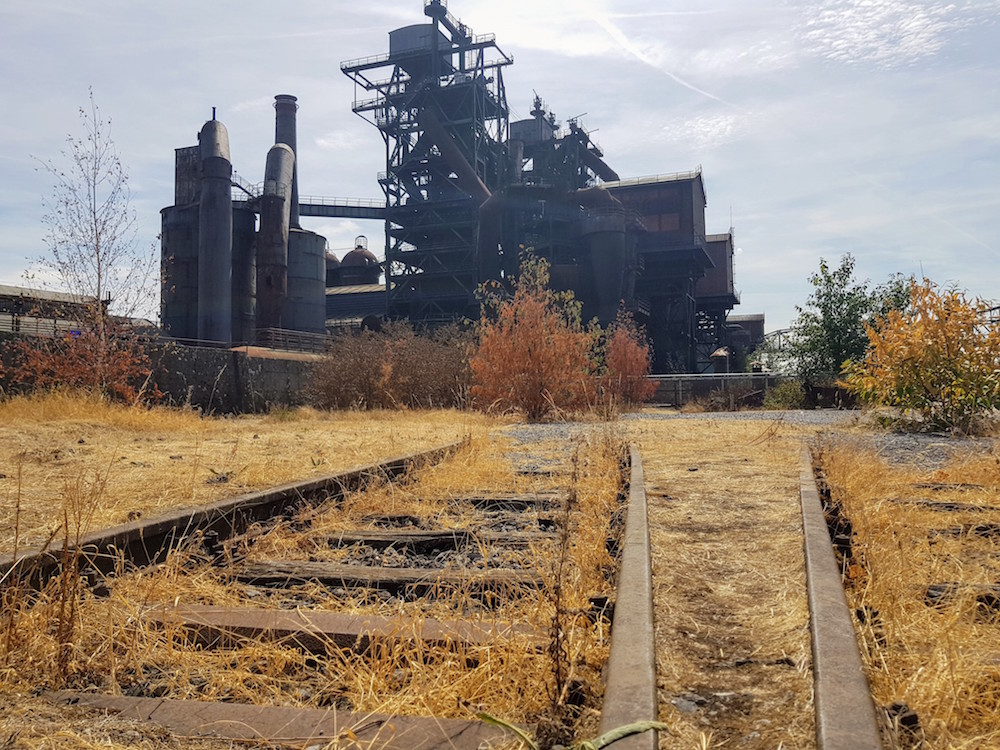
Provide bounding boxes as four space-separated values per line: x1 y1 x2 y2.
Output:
341 0 512 322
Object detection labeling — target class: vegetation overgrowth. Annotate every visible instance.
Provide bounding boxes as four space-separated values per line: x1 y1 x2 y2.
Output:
470 253 654 420
0 424 628 749
818 439 1000 748
309 321 473 410
842 279 1000 433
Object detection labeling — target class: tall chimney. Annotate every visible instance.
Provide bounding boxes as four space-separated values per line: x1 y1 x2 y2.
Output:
273 94 300 228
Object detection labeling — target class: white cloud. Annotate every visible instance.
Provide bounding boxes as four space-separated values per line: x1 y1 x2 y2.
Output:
797 0 995 68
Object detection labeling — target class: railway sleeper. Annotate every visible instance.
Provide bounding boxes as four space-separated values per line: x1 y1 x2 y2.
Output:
146 604 542 655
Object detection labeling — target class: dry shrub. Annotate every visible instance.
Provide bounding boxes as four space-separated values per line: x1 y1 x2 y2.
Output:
309 322 472 410
470 255 595 421
843 279 1000 433
819 440 1000 748
596 309 656 411
5 320 157 404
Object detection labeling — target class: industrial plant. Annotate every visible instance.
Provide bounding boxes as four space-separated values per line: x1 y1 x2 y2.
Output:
160 0 757 372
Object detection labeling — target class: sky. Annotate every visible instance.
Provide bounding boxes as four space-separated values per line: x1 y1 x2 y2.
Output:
1 0 998 329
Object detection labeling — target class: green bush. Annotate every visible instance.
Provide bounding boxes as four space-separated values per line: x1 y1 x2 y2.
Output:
763 380 806 410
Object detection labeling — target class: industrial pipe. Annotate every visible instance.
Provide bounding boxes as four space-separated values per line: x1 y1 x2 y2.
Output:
274 94 300 228
419 109 491 205
257 143 295 331
197 119 233 345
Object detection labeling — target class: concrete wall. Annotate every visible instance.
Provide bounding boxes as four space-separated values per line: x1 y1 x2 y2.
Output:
0 332 317 413
152 344 317 412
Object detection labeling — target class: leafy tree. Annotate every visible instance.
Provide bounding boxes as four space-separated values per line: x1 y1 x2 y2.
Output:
470 254 595 420
842 279 1000 433
789 254 910 381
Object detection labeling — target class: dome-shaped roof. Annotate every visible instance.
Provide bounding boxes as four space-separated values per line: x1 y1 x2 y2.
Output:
341 247 379 267
325 252 341 269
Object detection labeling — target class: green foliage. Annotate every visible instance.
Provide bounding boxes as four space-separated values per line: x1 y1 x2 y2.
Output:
477 711 670 750
842 279 1000 433
762 379 807 410
789 254 911 382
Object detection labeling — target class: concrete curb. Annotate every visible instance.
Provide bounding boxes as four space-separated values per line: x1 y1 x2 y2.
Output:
800 447 882 750
600 446 659 750
0 440 464 589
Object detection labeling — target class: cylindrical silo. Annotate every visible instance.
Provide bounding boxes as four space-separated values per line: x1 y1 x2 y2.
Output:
256 143 295 331
286 228 328 334
160 203 200 340
273 94 300 228
197 119 233 345
231 207 257 345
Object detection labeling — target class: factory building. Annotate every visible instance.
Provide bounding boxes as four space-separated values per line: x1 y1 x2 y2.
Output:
160 0 758 371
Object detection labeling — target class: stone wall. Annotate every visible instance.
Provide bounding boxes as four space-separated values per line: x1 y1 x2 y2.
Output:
0 333 317 413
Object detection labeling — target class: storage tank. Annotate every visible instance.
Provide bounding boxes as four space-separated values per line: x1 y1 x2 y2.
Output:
160 203 200 340
286 228 327 334
257 143 295 331
231 207 257 344
197 119 233 344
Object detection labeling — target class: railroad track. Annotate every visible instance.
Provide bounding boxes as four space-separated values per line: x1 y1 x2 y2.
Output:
2 426 909 750
2 436 660 750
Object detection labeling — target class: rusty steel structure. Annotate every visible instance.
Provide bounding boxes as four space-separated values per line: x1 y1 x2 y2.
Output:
160 0 749 369
341 0 743 371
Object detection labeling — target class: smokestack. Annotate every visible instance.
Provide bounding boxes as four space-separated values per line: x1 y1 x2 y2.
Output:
197 119 233 345
273 94 300 228
257 143 295 331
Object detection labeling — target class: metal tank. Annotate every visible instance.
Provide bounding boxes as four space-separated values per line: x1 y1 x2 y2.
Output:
257 143 295 331
197 119 233 344
231 207 257 344
285 228 328 334
160 202 200 340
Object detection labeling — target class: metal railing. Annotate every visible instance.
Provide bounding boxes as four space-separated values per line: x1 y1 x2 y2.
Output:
299 195 385 210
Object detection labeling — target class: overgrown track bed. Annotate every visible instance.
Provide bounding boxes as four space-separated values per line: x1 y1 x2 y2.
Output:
813 436 1000 749
1 429 662 750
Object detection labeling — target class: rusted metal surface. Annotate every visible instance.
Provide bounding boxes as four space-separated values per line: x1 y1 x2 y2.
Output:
45 690 507 750
0 441 464 590
326 527 553 551
599 447 660 750
800 448 882 750
235 560 542 593
149 604 539 652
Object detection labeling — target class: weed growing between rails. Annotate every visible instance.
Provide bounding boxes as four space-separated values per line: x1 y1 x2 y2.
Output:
0 427 629 747
818 439 1000 748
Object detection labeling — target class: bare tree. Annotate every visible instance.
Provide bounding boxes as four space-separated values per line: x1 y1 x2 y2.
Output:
31 89 156 328
12 90 159 401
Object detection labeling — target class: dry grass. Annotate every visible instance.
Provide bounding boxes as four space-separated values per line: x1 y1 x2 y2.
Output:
626 415 820 749
0 418 625 748
819 438 1000 749
0 392 491 553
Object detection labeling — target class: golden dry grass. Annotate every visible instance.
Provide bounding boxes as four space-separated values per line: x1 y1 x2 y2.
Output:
0 392 491 553
626 415 821 749
0 414 625 749
820 438 1000 749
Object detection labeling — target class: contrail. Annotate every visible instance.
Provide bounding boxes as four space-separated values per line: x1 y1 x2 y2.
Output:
589 11 736 108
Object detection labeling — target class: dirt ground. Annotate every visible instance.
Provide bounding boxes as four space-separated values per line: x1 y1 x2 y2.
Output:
626 412 841 749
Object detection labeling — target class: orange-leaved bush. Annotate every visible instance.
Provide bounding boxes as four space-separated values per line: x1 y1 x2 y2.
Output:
8 321 158 404
470 254 594 420
841 279 1000 433
598 308 656 409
